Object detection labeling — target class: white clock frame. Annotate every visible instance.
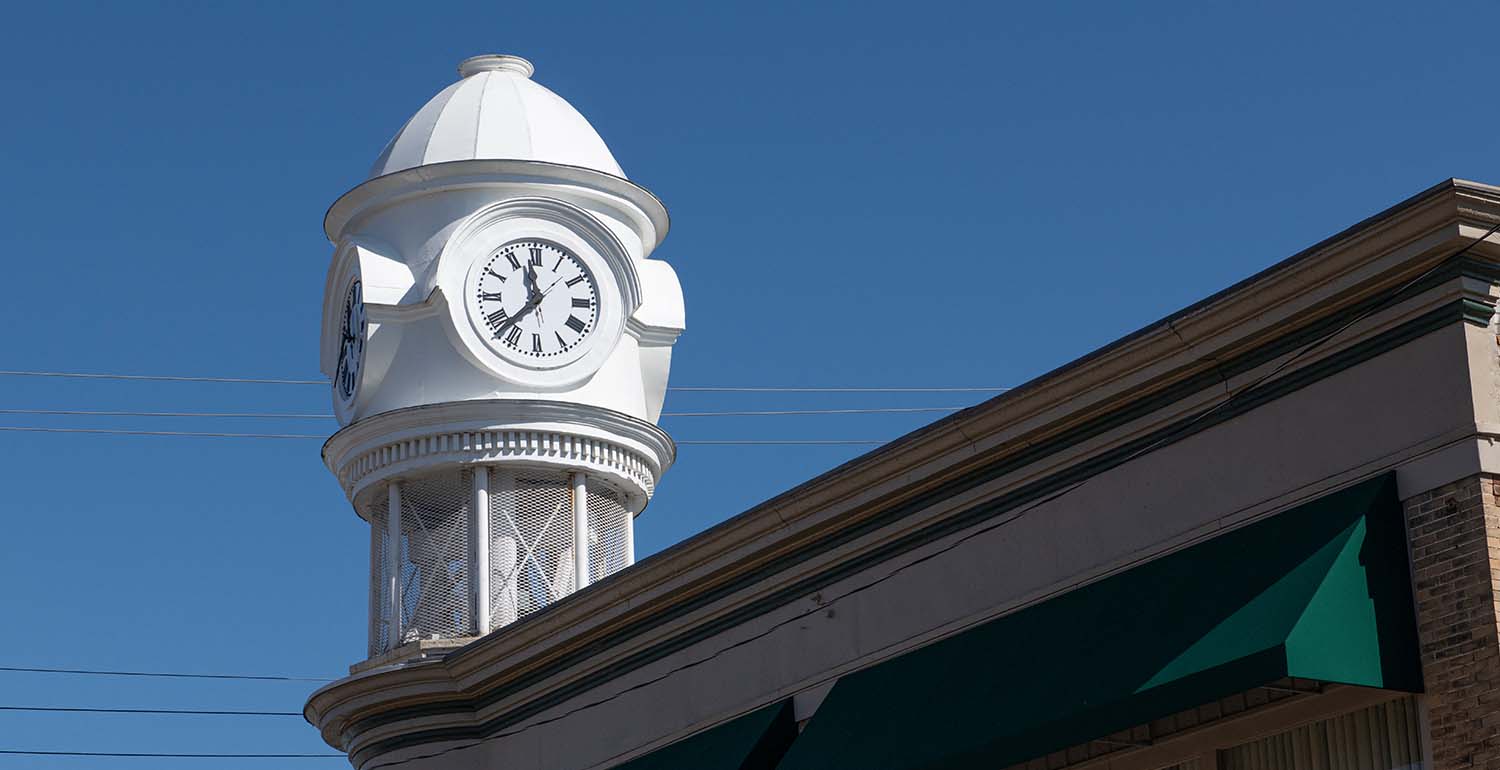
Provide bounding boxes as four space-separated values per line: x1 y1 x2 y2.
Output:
438 198 642 389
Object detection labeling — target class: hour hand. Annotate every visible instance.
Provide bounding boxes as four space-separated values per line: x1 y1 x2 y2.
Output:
524 265 540 299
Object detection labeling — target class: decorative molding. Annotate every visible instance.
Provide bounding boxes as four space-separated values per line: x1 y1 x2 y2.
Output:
363 287 444 323
323 159 670 253
626 317 684 347
323 400 675 510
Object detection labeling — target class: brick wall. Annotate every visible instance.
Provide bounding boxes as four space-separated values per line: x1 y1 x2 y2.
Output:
1404 474 1500 769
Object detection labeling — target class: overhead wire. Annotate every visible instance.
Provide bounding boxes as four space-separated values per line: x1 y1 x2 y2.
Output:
0 705 302 717
0 370 326 385
0 369 1009 393
0 665 331 682
0 406 967 419
0 749 342 758
0 426 887 444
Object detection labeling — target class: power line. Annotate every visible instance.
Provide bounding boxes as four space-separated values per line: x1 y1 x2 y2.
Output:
0 406 965 420
665 407 964 417
0 665 331 682
669 386 1008 393
359 226 1500 770
0 370 325 386
0 705 301 717
0 408 332 419
0 750 342 758
0 369 1009 393
0 426 887 445
679 439 886 446
0 426 325 439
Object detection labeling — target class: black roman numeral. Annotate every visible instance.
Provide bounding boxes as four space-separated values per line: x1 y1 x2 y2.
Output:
486 268 507 283
555 331 567 348
481 292 504 301
505 252 521 270
531 333 543 353
566 276 585 287
571 297 591 308
486 308 508 326
565 316 587 333
529 247 543 266
504 327 521 346
553 256 563 271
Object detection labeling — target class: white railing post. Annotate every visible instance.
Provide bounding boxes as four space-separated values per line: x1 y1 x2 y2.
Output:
572 472 590 591
385 481 403 649
471 466 490 635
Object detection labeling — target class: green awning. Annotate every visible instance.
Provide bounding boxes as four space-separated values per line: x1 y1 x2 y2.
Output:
615 700 796 770
778 473 1421 770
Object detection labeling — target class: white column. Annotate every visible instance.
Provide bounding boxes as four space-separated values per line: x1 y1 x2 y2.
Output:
471 465 490 635
572 472 590 591
385 481 403 649
625 512 636 567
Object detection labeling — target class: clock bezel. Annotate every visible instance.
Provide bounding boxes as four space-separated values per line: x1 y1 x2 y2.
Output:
439 198 637 389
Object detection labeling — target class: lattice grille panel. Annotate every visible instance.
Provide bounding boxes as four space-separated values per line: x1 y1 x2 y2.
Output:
365 465 641 654
588 483 631 581
398 468 471 644
368 493 392 657
489 470 575 623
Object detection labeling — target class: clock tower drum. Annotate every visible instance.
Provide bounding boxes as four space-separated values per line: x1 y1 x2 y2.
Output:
317 55 684 658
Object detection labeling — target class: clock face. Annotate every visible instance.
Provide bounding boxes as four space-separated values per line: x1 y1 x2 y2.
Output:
335 279 365 402
472 240 599 364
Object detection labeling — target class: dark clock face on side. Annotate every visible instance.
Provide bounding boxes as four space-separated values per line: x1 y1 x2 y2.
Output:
335 279 365 402
473 240 599 361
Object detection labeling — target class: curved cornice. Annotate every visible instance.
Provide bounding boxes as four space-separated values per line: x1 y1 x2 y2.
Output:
323 399 676 510
324 159 670 252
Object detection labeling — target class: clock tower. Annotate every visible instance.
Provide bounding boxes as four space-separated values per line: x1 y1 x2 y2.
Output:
319 54 683 658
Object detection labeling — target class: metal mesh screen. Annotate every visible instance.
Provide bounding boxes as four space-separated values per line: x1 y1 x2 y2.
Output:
398 468 472 644
588 483 631 581
365 464 642 654
489 469 576 624
368 493 392 657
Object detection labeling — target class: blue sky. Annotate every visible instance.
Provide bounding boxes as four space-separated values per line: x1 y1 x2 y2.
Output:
2 0 1498 765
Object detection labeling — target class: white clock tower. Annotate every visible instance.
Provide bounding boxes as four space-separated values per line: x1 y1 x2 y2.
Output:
318 55 684 658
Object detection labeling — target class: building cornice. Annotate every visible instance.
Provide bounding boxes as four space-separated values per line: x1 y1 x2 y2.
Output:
305 179 1500 763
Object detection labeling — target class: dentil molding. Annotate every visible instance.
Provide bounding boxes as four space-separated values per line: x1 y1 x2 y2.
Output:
323 399 676 511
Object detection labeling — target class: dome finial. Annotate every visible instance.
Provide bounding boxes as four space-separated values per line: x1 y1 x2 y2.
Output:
458 54 534 79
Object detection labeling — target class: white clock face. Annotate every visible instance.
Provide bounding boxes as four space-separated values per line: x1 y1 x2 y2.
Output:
334 279 365 402
471 240 600 365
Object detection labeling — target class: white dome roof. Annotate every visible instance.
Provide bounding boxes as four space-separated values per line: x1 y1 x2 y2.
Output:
368 55 625 180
